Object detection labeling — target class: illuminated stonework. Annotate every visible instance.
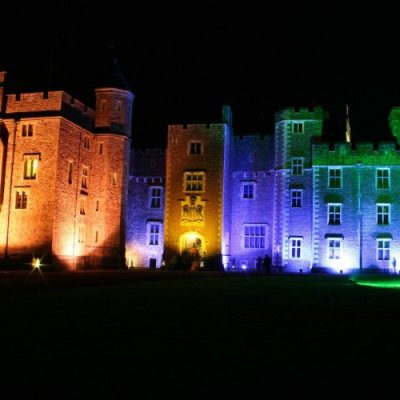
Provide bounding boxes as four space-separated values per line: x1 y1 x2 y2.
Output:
180 195 205 226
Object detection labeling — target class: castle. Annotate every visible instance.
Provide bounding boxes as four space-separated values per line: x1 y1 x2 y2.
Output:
2 68 400 273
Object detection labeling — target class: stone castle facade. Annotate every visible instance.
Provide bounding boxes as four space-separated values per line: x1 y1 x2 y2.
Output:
2 69 400 273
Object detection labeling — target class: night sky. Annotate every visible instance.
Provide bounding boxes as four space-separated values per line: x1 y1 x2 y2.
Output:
2 2 399 147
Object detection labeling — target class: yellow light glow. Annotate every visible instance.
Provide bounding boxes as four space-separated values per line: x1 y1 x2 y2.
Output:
33 258 41 269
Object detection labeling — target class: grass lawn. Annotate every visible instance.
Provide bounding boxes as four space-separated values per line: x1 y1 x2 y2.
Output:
1 271 400 393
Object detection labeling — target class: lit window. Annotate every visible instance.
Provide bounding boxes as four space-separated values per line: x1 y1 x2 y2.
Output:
291 158 303 175
148 223 161 245
377 204 390 225
328 239 341 260
291 190 302 207
377 239 390 260
290 238 302 259
68 161 73 184
184 172 205 193
377 168 390 189
150 187 162 208
23 155 39 180
189 141 202 155
328 204 341 225
243 225 266 249
81 167 88 189
292 122 304 134
15 191 28 209
243 183 255 199
328 168 342 189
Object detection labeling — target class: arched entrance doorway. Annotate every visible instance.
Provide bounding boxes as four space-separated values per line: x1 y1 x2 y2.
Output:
179 232 206 270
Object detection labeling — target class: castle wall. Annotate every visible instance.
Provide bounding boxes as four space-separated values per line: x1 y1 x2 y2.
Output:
228 134 274 270
164 123 226 269
126 149 165 268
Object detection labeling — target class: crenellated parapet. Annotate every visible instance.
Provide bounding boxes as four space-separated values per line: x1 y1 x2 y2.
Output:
312 140 400 165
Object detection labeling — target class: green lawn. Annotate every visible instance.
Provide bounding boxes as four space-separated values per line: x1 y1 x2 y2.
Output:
1 272 400 393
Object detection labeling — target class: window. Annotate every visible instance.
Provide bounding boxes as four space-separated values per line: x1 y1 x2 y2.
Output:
243 183 255 199
15 191 28 209
112 172 117 186
83 137 90 150
95 231 99 243
184 172 205 192
328 168 342 189
81 167 88 189
96 200 99 212
328 204 341 225
292 122 304 134
328 239 341 260
150 187 162 208
148 223 161 245
377 239 390 260
189 141 202 155
22 124 34 137
377 168 390 189
243 225 266 249
291 158 303 175
99 143 103 155
78 225 85 244
80 197 86 215
116 100 122 112
68 161 73 184
291 190 302 207
377 204 390 225
290 238 302 259
23 155 39 179
101 100 106 111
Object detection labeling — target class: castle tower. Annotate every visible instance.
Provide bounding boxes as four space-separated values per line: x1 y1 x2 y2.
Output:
163 106 233 270
0 61 134 269
273 106 327 271
85 59 134 267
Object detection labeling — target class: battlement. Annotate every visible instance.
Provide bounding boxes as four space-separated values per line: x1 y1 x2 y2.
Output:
6 91 94 116
169 123 224 131
4 91 94 130
312 140 400 165
275 106 328 122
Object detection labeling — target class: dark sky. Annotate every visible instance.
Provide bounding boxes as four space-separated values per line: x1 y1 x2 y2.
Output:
2 2 400 147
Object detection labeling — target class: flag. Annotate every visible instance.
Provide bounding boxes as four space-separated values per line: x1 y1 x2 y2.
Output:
345 104 351 143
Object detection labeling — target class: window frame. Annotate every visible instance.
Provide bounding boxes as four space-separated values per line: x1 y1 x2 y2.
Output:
291 157 304 176
327 238 342 260
291 189 302 208
148 222 162 246
183 171 205 193
327 203 342 225
292 121 304 134
328 167 342 189
377 203 391 225
377 239 391 261
188 141 203 155
376 168 390 190
149 186 163 209
289 237 303 259
242 224 267 249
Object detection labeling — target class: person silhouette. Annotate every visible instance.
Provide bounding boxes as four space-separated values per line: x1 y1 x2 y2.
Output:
392 257 397 274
